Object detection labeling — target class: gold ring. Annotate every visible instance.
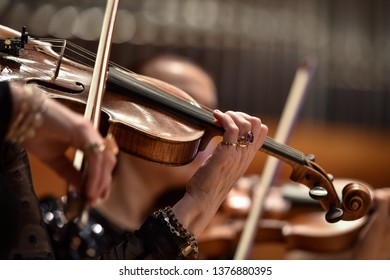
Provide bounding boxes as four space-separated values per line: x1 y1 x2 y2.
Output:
236 139 249 148
221 142 237 147
82 133 119 155
221 141 247 148
235 131 254 147
82 143 104 154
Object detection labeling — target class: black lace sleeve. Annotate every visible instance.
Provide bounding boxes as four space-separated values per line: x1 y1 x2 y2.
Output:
99 214 189 260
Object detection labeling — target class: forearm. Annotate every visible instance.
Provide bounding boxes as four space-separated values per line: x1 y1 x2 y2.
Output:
172 191 224 238
171 146 255 237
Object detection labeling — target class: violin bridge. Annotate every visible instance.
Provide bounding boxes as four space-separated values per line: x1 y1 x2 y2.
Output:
53 39 67 80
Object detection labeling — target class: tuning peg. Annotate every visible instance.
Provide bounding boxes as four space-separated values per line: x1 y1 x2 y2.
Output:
305 154 316 162
325 207 343 223
327 173 334 182
309 186 328 200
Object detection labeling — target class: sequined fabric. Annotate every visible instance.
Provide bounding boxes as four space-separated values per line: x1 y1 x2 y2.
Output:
40 199 132 259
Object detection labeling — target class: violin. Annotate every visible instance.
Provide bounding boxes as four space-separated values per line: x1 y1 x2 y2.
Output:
0 25 372 225
198 176 370 259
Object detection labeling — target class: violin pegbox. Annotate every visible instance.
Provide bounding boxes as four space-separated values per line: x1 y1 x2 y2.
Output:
307 169 372 223
302 153 344 222
289 155 372 224
309 186 344 223
308 172 345 223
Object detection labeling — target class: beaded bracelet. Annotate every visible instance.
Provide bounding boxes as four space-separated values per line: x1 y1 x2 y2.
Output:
153 207 199 258
6 84 47 143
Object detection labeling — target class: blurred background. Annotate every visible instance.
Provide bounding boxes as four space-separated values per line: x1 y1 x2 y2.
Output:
1 0 389 193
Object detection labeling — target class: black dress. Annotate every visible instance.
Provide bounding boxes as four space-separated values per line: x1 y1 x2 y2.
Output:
0 81 53 259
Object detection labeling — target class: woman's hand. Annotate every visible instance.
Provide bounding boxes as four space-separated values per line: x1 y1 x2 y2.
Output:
173 109 268 236
9 81 117 205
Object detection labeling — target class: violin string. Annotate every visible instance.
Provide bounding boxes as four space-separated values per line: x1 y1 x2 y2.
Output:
32 39 97 69
25 38 128 75
24 39 212 120
27 38 211 117
64 40 133 73
264 138 306 163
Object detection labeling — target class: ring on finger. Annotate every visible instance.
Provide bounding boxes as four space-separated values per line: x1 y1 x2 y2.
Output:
82 133 119 156
221 142 237 147
238 131 254 143
236 131 254 147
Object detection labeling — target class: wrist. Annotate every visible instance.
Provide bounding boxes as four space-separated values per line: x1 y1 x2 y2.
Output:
6 83 47 143
172 191 220 237
155 207 198 258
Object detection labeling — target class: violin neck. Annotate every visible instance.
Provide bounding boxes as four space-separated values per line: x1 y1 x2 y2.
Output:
107 67 308 166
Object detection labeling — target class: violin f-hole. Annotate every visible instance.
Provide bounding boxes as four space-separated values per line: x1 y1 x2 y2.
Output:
26 79 85 94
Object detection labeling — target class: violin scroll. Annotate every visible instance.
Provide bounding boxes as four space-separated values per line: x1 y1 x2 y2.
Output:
288 157 372 224
340 182 372 221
